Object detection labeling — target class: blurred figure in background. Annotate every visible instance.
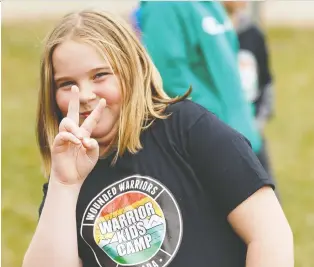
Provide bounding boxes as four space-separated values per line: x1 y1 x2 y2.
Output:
134 1 277 186
130 6 142 39
139 1 261 150
223 1 276 188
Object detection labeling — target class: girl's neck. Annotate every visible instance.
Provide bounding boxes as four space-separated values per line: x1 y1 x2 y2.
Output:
96 124 119 158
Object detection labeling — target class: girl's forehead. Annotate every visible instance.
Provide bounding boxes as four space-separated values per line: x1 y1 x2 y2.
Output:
52 41 111 77
53 41 105 63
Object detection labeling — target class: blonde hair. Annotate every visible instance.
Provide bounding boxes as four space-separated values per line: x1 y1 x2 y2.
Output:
36 9 191 177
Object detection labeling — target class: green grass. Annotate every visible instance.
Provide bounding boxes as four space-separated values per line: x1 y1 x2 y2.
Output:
2 19 314 267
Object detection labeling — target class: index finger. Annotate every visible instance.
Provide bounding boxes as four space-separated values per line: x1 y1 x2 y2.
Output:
80 98 106 136
67 85 80 125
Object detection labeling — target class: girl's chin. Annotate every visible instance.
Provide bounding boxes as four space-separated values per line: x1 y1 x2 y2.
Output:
90 126 114 140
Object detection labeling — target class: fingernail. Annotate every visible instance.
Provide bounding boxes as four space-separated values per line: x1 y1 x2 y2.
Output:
83 138 91 145
74 139 81 145
99 98 106 106
72 85 79 93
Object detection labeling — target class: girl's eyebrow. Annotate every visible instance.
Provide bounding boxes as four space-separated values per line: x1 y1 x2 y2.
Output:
89 66 112 73
54 66 112 83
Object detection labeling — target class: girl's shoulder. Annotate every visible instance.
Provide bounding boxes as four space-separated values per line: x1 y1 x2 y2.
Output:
162 99 222 134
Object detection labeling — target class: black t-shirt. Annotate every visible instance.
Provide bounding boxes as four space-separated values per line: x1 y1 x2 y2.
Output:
39 100 274 267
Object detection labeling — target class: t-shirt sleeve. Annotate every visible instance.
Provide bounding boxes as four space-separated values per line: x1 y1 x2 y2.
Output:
38 182 48 218
186 110 274 217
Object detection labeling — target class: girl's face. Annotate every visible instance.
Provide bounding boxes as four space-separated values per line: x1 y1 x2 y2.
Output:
53 40 122 142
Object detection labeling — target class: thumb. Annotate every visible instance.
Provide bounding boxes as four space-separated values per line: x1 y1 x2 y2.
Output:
82 138 99 161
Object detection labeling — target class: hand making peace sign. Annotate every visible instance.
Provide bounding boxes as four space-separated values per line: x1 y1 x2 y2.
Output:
51 86 106 185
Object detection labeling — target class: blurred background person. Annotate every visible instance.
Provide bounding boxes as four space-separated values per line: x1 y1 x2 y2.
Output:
223 1 276 189
130 5 142 39
136 1 277 186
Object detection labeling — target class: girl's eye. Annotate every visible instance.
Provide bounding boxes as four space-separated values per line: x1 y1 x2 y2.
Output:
94 72 109 80
58 81 75 89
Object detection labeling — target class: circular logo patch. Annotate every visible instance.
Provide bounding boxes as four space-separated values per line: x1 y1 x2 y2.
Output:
94 192 166 265
80 175 183 267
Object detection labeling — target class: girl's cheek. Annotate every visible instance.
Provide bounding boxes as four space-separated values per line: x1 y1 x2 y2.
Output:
56 91 70 116
95 78 122 105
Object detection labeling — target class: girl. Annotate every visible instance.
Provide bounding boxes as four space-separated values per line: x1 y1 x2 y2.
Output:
23 10 293 267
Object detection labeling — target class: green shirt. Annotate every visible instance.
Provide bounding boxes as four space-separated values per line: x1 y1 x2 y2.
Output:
140 1 262 152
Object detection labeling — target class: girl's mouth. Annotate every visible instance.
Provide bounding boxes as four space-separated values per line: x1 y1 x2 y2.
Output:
80 111 92 118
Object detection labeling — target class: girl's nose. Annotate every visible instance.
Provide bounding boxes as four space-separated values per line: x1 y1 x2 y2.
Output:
79 85 97 104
